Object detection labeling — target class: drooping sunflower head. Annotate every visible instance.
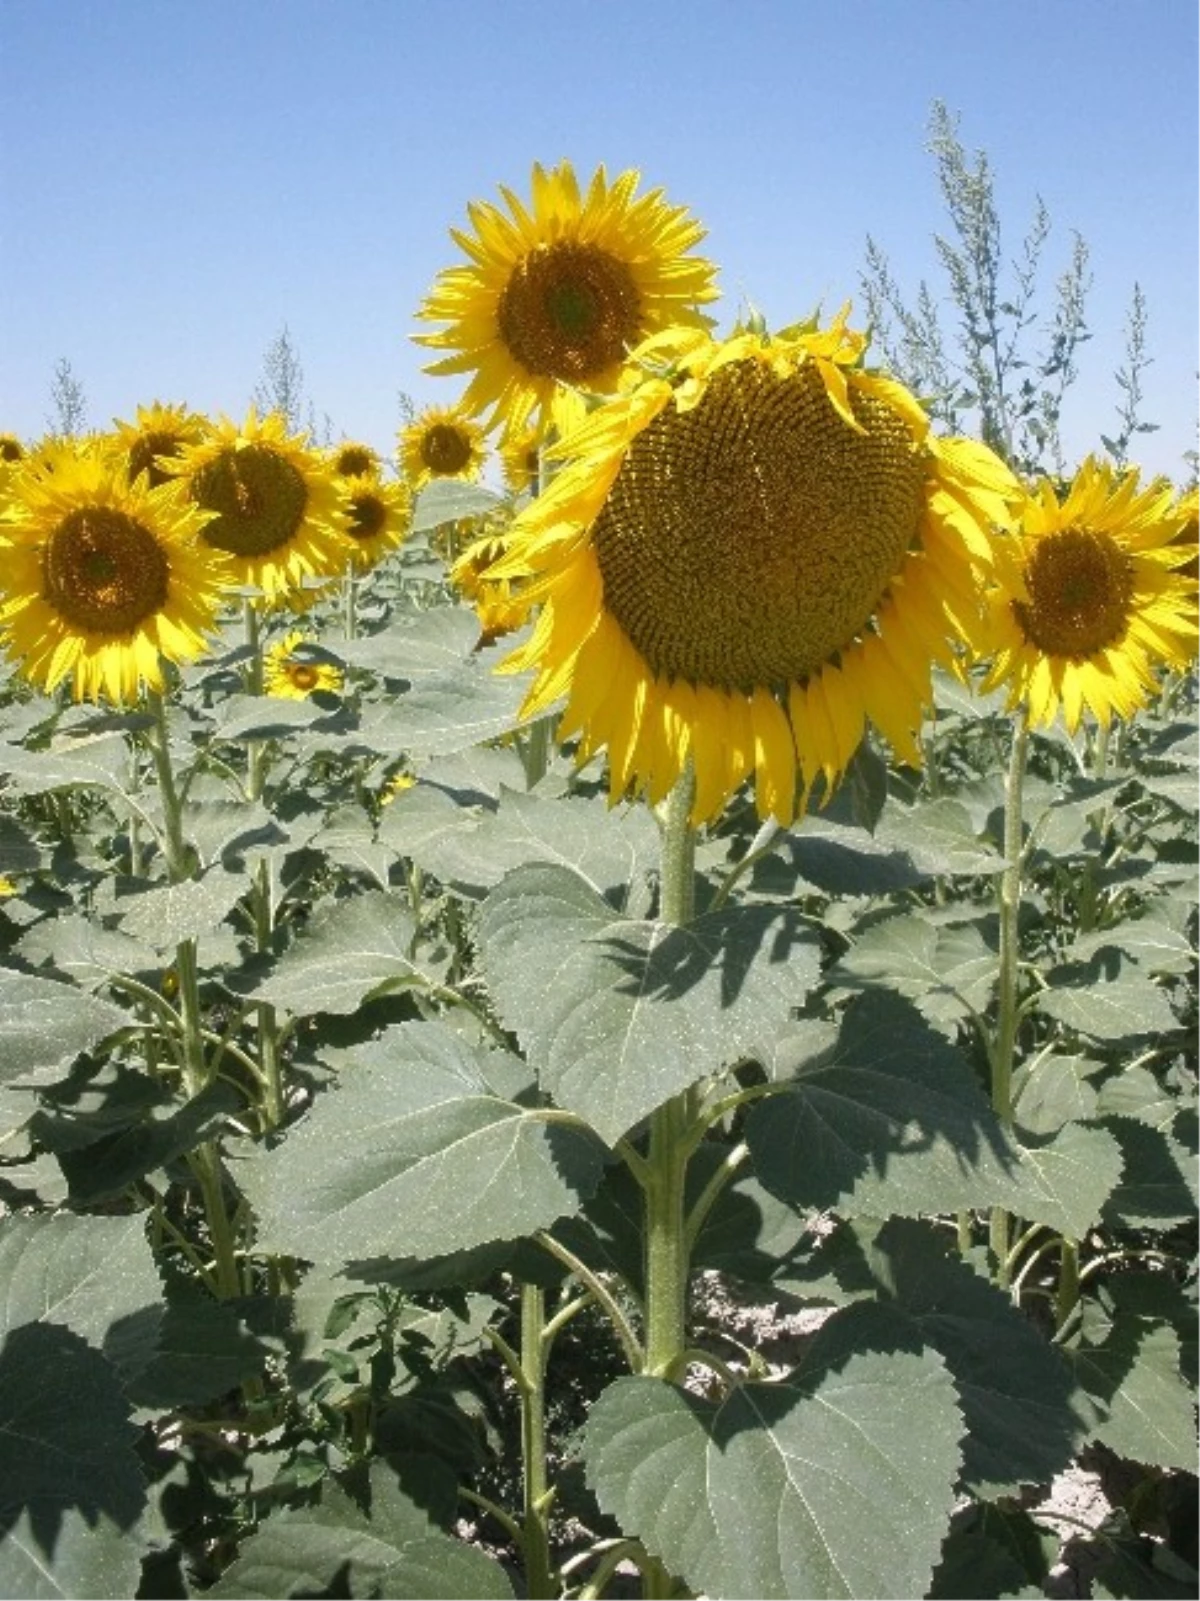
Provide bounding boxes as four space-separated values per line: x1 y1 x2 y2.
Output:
450 527 528 644
168 409 353 605
398 403 488 489
111 402 210 488
329 440 382 481
500 427 542 498
0 445 231 703
979 459 1198 730
415 161 719 437
342 474 413 571
489 310 1018 824
264 629 344 700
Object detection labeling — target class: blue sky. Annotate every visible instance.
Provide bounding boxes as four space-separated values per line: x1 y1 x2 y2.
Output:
2 0 1196 480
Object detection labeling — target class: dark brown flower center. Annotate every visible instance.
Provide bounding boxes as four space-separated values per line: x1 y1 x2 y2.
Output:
421 424 474 475
496 241 643 382
334 444 378 478
43 507 170 633
0 436 24 462
190 444 308 558
348 490 388 540
1012 527 1134 658
592 359 927 692
289 662 320 691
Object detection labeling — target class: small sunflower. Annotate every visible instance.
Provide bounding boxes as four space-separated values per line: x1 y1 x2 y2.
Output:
264 630 344 699
979 459 1198 730
111 401 210 488
399 403 488 489
416 161 719 437
0 445 230 703
451 529 528 644
487 311 1018 825
329 440 382 481
343 474 412 571
169 409 353 605
500 427 542 497
0 875 17 898
379 770 416 806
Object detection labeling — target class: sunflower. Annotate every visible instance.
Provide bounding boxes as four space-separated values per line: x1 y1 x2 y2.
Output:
0 434 25 464
415 161 719 437
486 311 1018 825
379 770 416 806
168 409 352 605
0 444 230 703
329 440 382 481
979 459 1198 730
500 427 542 497
342 474 412 571
1168 485 1197 582
451 529 528 644
398 403 488 489
264 630 344 699
111 401 210 488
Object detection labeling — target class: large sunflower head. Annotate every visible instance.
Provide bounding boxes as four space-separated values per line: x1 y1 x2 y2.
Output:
488 310 1018 824
415 161 719 438
979 460 1198 730
111 401 210 488
0 445 231 703
398 403 488 489
342 474 413 571
168 409 353 605
264 629 344 699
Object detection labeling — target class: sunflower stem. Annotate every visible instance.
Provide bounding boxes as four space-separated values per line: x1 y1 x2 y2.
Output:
243 599 269 801
518 1282 557 1600
989 708 1029 1287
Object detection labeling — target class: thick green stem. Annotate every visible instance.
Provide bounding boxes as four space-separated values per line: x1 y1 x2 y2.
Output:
989 710 1029 1286
147 693 191 881
519 1283 556 1600
244 599 268 801
1055 1236 1081 1332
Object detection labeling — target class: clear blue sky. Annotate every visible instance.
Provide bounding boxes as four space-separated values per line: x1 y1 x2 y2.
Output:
2 0 1196 480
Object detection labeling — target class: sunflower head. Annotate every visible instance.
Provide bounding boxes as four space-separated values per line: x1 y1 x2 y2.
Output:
329 441 382 481
264 629 344 700
398 404 488 489
168 409 353 605
0 434 25 464
450 529 528 644
112 402 210 488
1168 485 1198 582
415 161 719 437
342 474 413 571
980 459 1198 730
0 444 231 703
490 311 1018 824
500 427 542 498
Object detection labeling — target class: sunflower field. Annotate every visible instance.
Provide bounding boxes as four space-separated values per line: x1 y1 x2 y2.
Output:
0 144 1196 1601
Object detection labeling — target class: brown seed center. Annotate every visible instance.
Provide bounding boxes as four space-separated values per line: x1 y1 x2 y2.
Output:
1012 526 1134 658
348 490 388 540
421 425 474 475
496 241 643 382
43 507 170 633
592 359 927 692
191 444 309 558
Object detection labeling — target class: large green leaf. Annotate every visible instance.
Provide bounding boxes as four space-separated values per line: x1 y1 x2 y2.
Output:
0 731 132 800
361 660 531 756
0 1507 146 1601
244 889 438 1017
832 913 997 1026
210 1464 513 1598
0 969 130 1087
1100 1118 1197 1226
747 995 1123 1233
585 1314 963 1599
0 1212 162 1382
382 782 659 902
1038 968 1182 1039
240 1020 607 1265
873 796 1004 877
479 862 821 1142
410 478 504 534
1072 1322 1196 1470
0 1323 146 1589
852 1220 1084 1493
17 914 161 991
116 865 247 952
128 1282 271 1407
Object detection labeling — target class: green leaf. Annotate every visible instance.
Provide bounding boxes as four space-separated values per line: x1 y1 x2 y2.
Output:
128 1283 271 1407
116 865 247 953
311 806 396 891
0 731 133 800
1101 1118 1197 1226
0 1506 146 1601
339 603 482 680
57 1079 237 1203
382 782 659 902
17 915 161 991
361 658 531 757
1071 918 1197 977
1012 1053 1101 1134
1094 1066 1178 1129
585 1316 963 1599
239 1020 607 1265
0 1212 162 1382
0 816 42 875
1010 1120 1125 1238
209 1464 513 1598
213 692 350 741
0 1324 146 1579
854 1220 1083 1493
245 889 434 1017
874 797 1004 876
0 969 130 1088
411 478 504 534
833 914 997 1024
1072 1323 1197 1470
479 863 821 1143
1038 969 1181 1040
930 1509 1050 1599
